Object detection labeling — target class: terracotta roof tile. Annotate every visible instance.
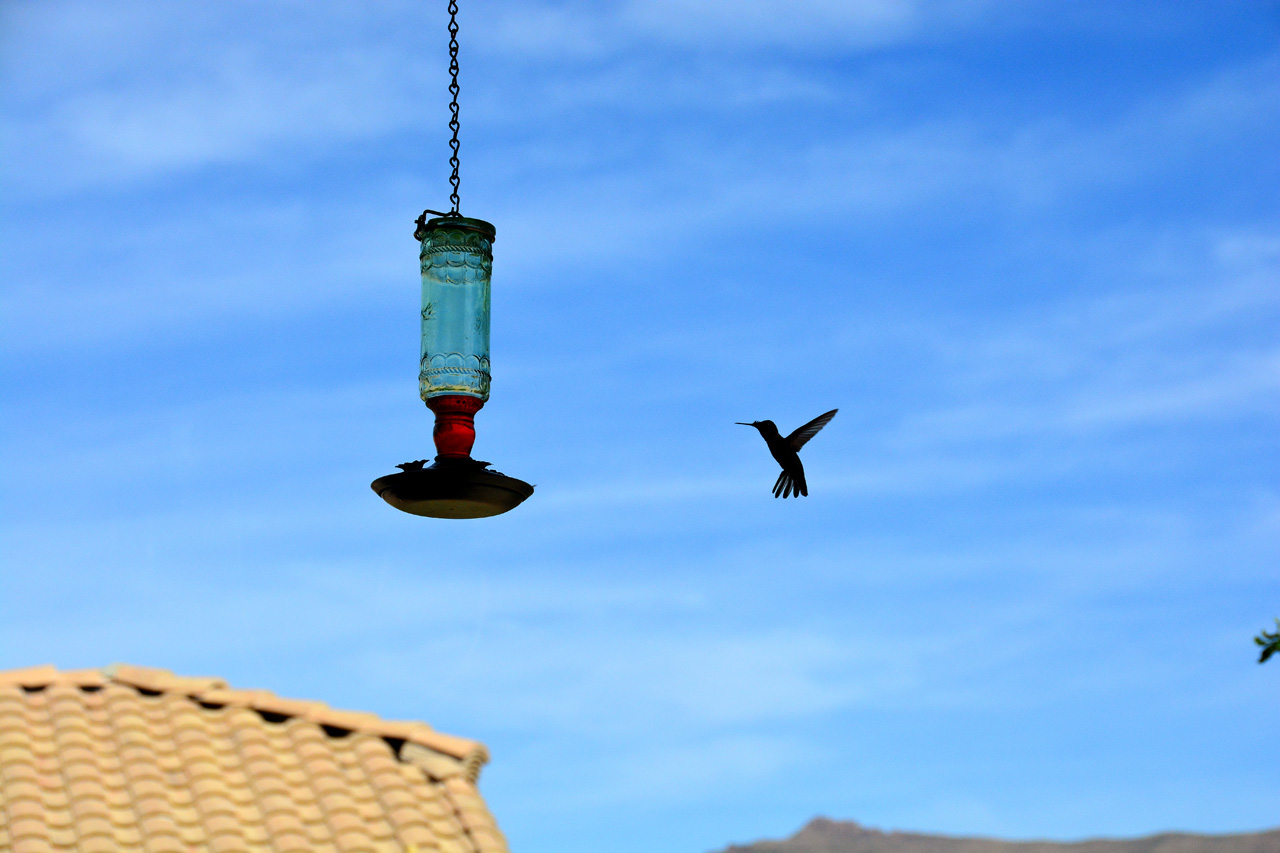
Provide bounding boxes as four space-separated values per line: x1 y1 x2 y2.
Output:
0 665 508 852
0 665 59 687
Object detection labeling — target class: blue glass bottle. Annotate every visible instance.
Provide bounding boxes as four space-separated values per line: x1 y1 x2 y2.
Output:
418 217 495 402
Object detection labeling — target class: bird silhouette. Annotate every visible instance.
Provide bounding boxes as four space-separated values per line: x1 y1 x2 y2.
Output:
737 409 837 498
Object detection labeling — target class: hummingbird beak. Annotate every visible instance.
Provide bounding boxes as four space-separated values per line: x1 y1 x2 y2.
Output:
735 422 755 427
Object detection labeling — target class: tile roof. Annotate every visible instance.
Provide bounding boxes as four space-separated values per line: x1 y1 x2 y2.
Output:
0 664 509 853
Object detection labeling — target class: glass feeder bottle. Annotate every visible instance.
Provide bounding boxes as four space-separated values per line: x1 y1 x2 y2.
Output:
417 216 495 459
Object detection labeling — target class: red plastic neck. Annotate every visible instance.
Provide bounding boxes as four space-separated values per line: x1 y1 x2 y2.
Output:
427 395 485 459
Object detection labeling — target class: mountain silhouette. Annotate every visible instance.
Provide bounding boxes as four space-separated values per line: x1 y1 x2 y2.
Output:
715 819 1280 853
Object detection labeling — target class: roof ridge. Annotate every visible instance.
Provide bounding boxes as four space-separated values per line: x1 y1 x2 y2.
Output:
0 664 488 774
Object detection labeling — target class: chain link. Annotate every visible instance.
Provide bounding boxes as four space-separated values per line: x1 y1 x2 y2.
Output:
446 0 461 216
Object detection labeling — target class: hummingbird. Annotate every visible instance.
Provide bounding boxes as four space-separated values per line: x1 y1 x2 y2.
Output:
737 409 838 498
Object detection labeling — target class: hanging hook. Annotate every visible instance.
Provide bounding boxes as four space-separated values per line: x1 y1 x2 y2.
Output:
414 209 456 240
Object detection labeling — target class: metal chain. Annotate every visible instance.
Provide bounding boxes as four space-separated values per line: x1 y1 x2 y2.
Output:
446 0 461 216
413 1 463 237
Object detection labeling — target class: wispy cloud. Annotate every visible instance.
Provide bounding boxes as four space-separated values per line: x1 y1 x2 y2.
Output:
3 2 427 192
482 0 996 58
7 48 1275 360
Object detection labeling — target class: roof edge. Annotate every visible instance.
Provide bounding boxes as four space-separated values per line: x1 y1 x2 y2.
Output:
0 664 489 775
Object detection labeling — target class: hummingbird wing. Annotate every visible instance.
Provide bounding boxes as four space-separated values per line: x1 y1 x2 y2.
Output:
786 409 837 452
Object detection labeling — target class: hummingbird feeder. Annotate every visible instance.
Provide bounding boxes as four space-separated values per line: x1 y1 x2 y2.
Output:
371 1 533 519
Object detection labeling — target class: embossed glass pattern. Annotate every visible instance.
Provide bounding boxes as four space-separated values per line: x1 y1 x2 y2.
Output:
419 218 494 401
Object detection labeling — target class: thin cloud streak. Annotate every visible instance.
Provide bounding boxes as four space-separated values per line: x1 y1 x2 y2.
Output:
7 54 1276 357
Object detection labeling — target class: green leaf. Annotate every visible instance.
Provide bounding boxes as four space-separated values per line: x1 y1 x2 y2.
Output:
1254 620 1280 664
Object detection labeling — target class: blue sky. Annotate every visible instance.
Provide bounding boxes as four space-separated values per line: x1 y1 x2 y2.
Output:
2 1 1278 851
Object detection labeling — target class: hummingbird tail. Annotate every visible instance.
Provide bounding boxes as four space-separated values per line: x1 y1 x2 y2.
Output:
772 469 808 498
773 470 804 498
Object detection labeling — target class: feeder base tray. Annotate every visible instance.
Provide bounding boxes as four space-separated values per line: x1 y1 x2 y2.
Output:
371 459 533 519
